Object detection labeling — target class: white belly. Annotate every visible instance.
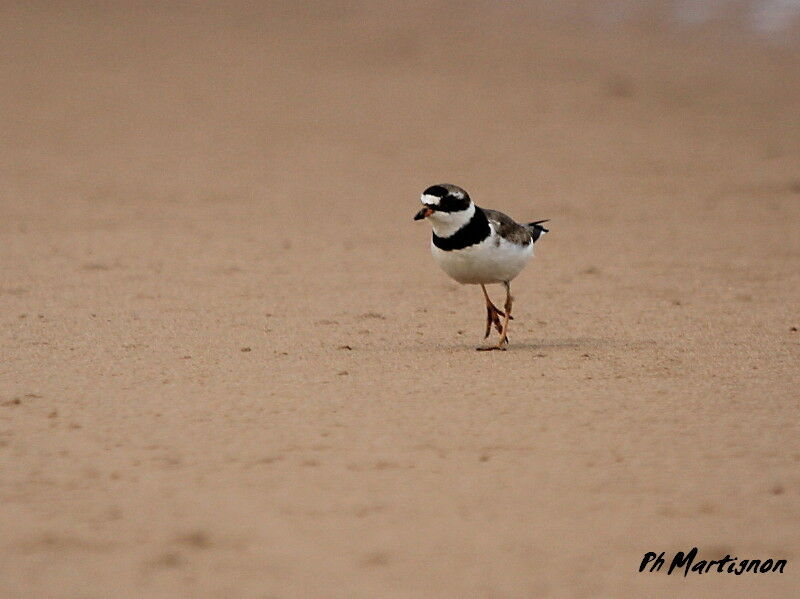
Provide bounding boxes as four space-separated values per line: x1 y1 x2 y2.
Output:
431 233 533 285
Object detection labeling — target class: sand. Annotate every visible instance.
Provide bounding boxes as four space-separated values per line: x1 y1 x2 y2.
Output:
1 2 799 597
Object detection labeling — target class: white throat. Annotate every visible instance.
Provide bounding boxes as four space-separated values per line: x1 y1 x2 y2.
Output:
428 202 476 238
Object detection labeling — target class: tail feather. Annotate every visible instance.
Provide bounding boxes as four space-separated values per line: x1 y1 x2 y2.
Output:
526 219 550 243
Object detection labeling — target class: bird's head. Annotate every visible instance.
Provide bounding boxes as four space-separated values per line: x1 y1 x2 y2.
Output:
413 184 473 227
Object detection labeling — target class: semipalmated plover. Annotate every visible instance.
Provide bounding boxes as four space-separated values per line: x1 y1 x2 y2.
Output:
414 184 548 350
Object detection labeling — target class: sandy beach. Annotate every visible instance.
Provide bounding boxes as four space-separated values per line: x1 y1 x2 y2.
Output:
1 2 799 597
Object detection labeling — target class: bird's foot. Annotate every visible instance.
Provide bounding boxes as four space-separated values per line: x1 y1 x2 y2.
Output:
483 304 512 339
476 332 509 351
476 342 508 351
484 305 502 338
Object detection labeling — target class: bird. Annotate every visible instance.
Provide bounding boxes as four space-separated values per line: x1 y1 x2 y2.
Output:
413 184 549 350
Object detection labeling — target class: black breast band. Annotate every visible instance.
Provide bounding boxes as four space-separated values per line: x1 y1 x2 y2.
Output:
432 208 491 251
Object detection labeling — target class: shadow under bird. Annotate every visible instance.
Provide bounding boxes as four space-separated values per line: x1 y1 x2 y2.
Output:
414 184 549 350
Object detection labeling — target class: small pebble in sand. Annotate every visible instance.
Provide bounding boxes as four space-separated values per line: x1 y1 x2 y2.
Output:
361 312 386 320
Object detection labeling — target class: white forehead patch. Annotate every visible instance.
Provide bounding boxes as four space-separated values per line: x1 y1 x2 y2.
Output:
421 194 441 205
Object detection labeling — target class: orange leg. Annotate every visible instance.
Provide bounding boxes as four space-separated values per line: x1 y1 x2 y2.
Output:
478 282 512 351
497 282 513 347
480 284 505 339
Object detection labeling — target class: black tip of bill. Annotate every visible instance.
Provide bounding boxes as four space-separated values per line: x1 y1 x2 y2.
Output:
414 207 433 221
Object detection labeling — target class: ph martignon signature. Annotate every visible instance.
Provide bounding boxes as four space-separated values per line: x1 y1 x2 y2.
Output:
639 548 787 576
